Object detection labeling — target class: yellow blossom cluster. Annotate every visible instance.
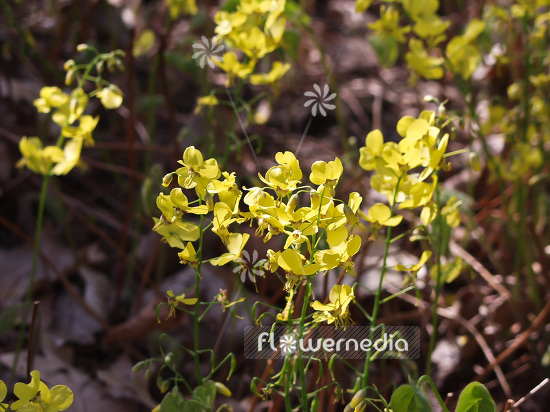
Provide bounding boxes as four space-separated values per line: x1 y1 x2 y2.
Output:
0 370 73 412
480 2 550 182
357 0 485 83
359 110 452 227
154 108 454 327
213 0 290 85
17 48 124 177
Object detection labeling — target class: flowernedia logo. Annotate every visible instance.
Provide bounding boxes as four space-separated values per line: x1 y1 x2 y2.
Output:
244 326 420 359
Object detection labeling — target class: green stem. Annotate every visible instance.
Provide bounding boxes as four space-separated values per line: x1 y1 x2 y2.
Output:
10 173 51 385
362 179 401 387
193 213 206 386
299 281 312 409
426 186 443 375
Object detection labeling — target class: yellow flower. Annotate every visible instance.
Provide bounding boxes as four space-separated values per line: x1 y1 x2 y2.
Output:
402 0 440 21
0 380 7 410
166 0 198 19
441 196 461 227
278 249 319 276
211 202 239 245
153 217 200 248
165 290 198 319
194 95 219 114
51 88 89 126
405 38 444 82
366 203 403 227
176 146 221 197
311 284 355 328
11 370 73 412
250 61 291 85
210 233 249 266
214 11 247 37
215 51 256 85
97 84 124 109
17 137 63 175
276 289 295 321
258 151 302 198
11 371 41 410
50 138 84 176
358 130 384 171
413 15 449 46
445 19 485 79
177 242 199 266
156 188 209 224
61 115 99 144
208 172 242 213
368 6 410 43
33 87 69 113
314 226 361 277
395 250 432 276
309 157 343 187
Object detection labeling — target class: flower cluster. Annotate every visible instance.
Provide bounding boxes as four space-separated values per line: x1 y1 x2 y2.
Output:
155 107 454 327
212 0 290 85
359 110 451 227
0 370 73 411
357 0 485 83
480 2 550 182
17 47 124 177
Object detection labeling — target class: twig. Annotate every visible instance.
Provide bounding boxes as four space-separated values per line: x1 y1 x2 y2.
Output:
513 378 549 408
444 392 454 408
449 241 511 298
0 215 111 330
475 299 550 381
394 288 512 397
503 399 514 412
26 301 40 376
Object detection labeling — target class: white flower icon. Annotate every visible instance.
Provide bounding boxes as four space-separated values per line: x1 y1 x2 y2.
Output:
233 250 265 283
192 36 224 69
279 333 297 355
304 84 337 117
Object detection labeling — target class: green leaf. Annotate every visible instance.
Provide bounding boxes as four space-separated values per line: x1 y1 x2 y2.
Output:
455 382 497 412
368 34 399 68
182 400 209 412
160 391 184 412
283 30 300 61
390 384 433 412
193 381 216 407
430 257 463 284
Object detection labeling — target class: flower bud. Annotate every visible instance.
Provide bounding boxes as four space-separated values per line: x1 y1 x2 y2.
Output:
438 103 446 120
343 204 358 225
63 59 76 71
162 173 173 187
349 388 366 408
310 398 319 412
132 361 146 373
469 152 481 172
204 192 214 211
285 193 299 213
64 70 75 86
215 382 232 397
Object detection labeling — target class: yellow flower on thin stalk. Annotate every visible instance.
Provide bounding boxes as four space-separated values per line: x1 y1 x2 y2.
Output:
165 290 198 320
311 284 355 329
